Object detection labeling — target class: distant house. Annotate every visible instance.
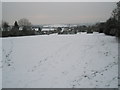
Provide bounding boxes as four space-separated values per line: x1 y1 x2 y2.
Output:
41 27 55 34
59 27 70 34
32 26 41 32
19 26 23 31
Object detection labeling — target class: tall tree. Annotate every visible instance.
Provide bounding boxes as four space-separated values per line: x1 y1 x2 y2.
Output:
13 21 19 30
112 1 120 37
103 1 120 37
18 18 33 35
18 18 31 27
2 21 9 31
14 21 19 27
10 21 20 36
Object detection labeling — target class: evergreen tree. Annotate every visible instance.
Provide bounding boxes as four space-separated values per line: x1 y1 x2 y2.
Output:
10 21 20 36
2 21 9 31
14 21 19 29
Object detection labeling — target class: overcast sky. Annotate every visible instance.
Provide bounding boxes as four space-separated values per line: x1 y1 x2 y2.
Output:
2 2 116 25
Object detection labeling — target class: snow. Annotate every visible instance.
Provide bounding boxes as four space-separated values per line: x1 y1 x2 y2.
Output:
2 33 118 88
0 38 2 89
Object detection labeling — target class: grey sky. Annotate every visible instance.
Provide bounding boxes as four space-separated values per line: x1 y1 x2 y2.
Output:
2 2 116 25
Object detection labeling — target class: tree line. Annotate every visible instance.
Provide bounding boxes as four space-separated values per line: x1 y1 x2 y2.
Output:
1 18 36 37
1 1 120 37
104 1 120 37
91 1 120 37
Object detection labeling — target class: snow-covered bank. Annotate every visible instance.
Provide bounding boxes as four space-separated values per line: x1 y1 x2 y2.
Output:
2 33 118 88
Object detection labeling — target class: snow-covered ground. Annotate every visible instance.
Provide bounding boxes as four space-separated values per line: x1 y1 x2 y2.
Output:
0 38 2 89
2 33 118 88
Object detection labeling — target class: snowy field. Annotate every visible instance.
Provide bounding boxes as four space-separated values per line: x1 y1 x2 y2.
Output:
2 32 118 88
0 38 2 89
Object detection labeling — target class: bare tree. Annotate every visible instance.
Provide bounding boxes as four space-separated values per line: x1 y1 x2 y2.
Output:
18 18 31 27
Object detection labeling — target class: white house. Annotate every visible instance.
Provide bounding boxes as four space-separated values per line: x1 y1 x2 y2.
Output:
41 27 55 32
41 27 56 34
